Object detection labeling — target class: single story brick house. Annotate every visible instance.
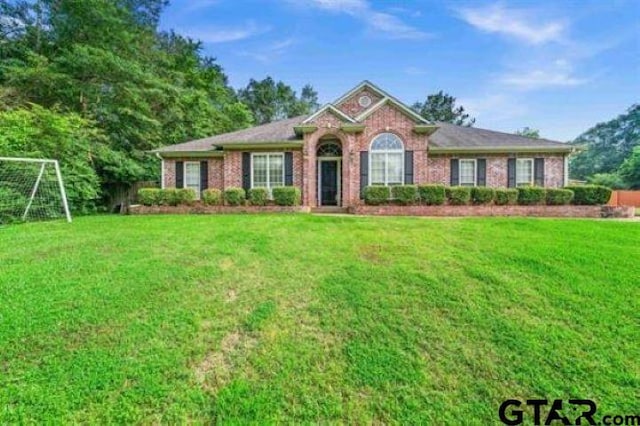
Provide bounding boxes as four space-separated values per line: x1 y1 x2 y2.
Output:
154 81 573 207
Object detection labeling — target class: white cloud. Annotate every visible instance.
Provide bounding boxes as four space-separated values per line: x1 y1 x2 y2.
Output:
179 22 269 44
306 0 429 40
183 0 219 12
500 60 587 90
460 93 528 122
239 38 297 62
404 66 427 76
457 3 566 45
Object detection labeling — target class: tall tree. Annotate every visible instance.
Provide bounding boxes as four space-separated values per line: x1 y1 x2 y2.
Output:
0 0 251 208
618 146 640 189
570 104 640 180
412 91 475 126
238 77 318 124
515 127 540 138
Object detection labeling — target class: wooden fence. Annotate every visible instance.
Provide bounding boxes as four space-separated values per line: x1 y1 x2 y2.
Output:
608 190 640 207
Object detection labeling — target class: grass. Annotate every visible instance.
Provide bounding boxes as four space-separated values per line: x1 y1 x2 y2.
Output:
0 215 638 423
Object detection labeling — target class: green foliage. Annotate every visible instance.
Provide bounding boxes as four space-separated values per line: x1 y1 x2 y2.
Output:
247 188 269 206
0 105 101 213
175 188 196 206
618 146 640 189
224 187 246 206
201 188 222 206
391 185 418 205
364 186 390 206
272 187 301 206
244 301 276 332
471 187 495 205
517 186 546 205
0 186 27 224
545 189 574 205
494 188 518 205
412 91 475 127
565 185 612 205
237 77 319 124
0 0 253 209
137 188 161 206
570 104 639 180
588 173 627 189
445 186 471 205
515 127 540 138
417 185 445 205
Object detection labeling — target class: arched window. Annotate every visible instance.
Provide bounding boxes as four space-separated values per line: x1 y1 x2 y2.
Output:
370 133 404 186
317 140 342 157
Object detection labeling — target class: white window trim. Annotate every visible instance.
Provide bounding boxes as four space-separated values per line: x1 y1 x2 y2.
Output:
459 159 477 187
184 161 201 199
250 152 285 193
368 133 405 186
516 158 534 186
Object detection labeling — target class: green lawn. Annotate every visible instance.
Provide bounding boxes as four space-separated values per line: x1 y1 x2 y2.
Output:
1 215 638 423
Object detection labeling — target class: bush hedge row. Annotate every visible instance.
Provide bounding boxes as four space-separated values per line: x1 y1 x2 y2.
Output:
137 186 302 207
362 184 610 206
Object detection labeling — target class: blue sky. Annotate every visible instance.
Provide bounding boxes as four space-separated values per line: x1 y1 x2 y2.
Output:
159 0 640 141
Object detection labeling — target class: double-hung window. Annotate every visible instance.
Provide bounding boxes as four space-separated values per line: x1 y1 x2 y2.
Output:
369 133 404 186
459 159 476 186
516 158 534 186
184 161 201 199
251 153 284 194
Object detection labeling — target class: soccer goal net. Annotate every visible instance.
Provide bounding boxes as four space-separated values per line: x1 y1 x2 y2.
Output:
0 157 72 224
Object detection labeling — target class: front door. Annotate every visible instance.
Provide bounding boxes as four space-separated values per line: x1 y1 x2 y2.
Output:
320 160 338 206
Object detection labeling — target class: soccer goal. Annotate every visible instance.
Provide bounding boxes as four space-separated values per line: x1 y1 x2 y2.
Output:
0 157 72 224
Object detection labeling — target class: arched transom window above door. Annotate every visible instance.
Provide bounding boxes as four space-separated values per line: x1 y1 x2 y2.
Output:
316 140 342 157
370 133 404 186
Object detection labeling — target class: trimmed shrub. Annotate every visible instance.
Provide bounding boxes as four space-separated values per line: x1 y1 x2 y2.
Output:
224 187 246 206
471 187 495 205
418 184 445 205
565 185 611 205
445 186 471 205
248 188 269 206
202 188 222 206
392 185 418 205
494 188 518 205
175 189 196 205
137 188 161 206
272 186 301 206
546 188 574 205
364 185 391 205
517 186 546 205
162 189 179 206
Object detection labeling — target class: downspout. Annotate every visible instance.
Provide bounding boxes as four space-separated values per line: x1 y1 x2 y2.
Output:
156 152 165 189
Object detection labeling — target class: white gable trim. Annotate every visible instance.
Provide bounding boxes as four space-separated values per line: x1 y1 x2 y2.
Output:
332 80 388 107
355 97 429 124
302 104 357 124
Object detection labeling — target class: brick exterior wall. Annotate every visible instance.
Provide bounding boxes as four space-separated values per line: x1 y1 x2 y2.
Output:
427 154 566 188
336 89 383 117
161 87 568 207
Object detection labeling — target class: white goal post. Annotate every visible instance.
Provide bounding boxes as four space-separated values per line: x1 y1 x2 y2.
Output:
0 157 72 223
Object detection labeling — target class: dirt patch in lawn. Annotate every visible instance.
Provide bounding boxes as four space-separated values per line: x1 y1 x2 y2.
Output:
194 330 257 392
358 244 386 264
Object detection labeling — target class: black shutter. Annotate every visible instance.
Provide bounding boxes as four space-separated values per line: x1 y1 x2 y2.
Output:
284 152 293 186
175 161 184 189
477 158 486 186
404 151 414 184
200 161 208 191
534 158 545 186
360 151 368 199
450 159 459 186
242 152 251 191
507 158 516 188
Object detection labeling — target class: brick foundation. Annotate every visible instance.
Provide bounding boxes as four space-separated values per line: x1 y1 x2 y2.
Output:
350 205 635 218
130 205 310 215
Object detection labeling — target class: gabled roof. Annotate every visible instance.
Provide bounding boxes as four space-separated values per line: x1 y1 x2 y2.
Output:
153 116 303 153
153 81 572 154
429 122 573 153
302 104 357 124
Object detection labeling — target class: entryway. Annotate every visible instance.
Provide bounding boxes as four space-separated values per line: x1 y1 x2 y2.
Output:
316 139 342 206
